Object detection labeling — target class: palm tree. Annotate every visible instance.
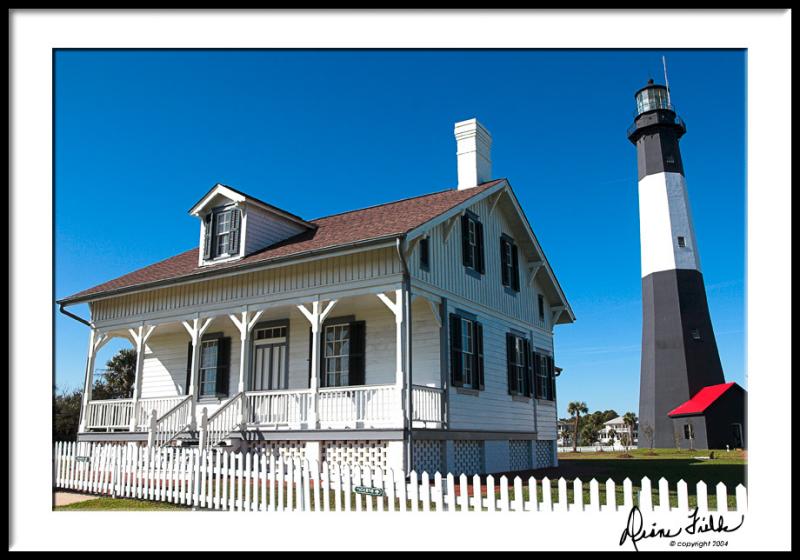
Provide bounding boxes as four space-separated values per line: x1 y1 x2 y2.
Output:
567 401 588 452
623 412 637 452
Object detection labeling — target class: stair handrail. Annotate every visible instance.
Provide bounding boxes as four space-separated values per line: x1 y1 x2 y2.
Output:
153 395 193 447
203 392 245 449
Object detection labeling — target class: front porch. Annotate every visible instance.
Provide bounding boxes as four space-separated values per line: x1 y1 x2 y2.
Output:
78 288 447 446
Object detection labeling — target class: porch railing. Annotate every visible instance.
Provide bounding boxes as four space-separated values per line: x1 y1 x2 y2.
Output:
85 399 134 430
204 392 244 449
153 396 193 447
411 385 445 426
245 389 312 427
318 384 400 428
135 396 187 430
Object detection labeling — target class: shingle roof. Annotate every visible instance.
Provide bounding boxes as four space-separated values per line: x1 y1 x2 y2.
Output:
60 180 504 304
667 382 738 417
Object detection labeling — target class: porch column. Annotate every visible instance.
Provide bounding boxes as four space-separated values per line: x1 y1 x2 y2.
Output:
229 310 264 427
297 299 338 428
78 329 110 432
377 289 408 426
182 317 213 430
128 324 156 431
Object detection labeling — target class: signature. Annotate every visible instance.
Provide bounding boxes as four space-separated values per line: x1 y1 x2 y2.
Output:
619 506 745 551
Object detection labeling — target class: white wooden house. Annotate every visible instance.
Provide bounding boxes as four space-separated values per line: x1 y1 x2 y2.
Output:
58 118 575 475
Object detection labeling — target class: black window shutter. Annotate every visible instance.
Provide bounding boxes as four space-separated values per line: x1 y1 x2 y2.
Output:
511 243 520 291
525 340 534 397
506 333 517 395
215 337 231 397
185 342 193 396
475 221 485 274
500 239 510 287
461 215 471 268
230 208 242 255
203 213 213 259
420 238 430 270
533 351 542 398
449 314 463 387
348 321 366 386
547 356 556 401
474 321 485 390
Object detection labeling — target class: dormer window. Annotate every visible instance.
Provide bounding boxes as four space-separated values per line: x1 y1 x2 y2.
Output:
203 205 241 260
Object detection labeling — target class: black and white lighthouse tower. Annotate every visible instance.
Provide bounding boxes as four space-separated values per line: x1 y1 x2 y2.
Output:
627 79 726 448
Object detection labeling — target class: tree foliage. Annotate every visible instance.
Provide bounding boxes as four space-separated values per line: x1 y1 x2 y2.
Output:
91 348 137 400
53 387 83 441
53 348 138 442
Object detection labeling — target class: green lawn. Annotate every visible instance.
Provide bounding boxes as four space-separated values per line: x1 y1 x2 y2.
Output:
55 497 190 511
534 447 747 510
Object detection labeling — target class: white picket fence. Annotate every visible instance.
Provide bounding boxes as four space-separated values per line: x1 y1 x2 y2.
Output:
53 442 747 513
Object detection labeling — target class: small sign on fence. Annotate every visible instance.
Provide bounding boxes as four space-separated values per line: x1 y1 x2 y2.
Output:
354 486 385 497
75 456 90 463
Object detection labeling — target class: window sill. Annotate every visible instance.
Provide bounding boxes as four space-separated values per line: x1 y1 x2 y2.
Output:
455 387 480 397
198 396 224 404
503 286 519 297
512 395 531 403
464 267 483 280
535 398 555 404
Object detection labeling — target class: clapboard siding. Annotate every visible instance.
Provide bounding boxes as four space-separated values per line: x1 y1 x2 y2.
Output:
244 206 308 256
140 318 241 418
535 400 558 440
411 297 442 387
91 246 402 323
409 195 550 331
446 302 537 432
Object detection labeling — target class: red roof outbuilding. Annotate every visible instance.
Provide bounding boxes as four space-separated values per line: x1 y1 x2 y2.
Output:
667 382 738 417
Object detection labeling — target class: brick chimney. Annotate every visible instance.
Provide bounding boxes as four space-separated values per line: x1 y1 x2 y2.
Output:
454 118 492 190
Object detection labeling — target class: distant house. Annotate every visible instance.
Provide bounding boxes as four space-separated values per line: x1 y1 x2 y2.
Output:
598 416 638 445
58 118 575 476
668 382 746 450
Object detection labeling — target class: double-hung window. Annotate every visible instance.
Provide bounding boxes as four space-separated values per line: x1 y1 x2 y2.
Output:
500 235 520 291
533 350 555 401
319 319 366 387
506 333 532 396
449 313 484 391
324 323 351 387
461 212 485 274
187 333 231 399
203 205 242 261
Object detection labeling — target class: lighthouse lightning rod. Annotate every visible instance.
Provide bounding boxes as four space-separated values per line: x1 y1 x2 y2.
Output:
662 56 671 107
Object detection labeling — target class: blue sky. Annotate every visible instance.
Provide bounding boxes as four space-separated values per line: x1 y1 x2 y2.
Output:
55 49 746 419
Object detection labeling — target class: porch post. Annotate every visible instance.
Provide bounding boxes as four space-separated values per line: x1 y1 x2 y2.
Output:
297 299 337 429
377 289 407 427
128 324 156 431
229 310 264 428
182 317 213 431
78 329 109 432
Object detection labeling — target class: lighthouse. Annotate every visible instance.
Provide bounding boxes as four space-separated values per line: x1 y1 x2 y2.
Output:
628 79 726 448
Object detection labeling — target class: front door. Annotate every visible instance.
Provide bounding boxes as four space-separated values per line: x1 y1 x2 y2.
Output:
251 325 288 391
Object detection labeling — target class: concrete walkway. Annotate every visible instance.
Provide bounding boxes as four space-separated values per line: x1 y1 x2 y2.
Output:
54 491 98 507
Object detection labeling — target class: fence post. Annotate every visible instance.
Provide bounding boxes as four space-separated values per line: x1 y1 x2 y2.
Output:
112 446 121 498
198 407 208 452
147 409 157 447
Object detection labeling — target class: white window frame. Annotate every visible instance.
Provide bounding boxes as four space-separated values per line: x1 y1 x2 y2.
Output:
324 323 351 387
199 339 219 397
461 317 474 387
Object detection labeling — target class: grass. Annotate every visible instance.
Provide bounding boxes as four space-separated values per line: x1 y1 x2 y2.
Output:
55 497 190 511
